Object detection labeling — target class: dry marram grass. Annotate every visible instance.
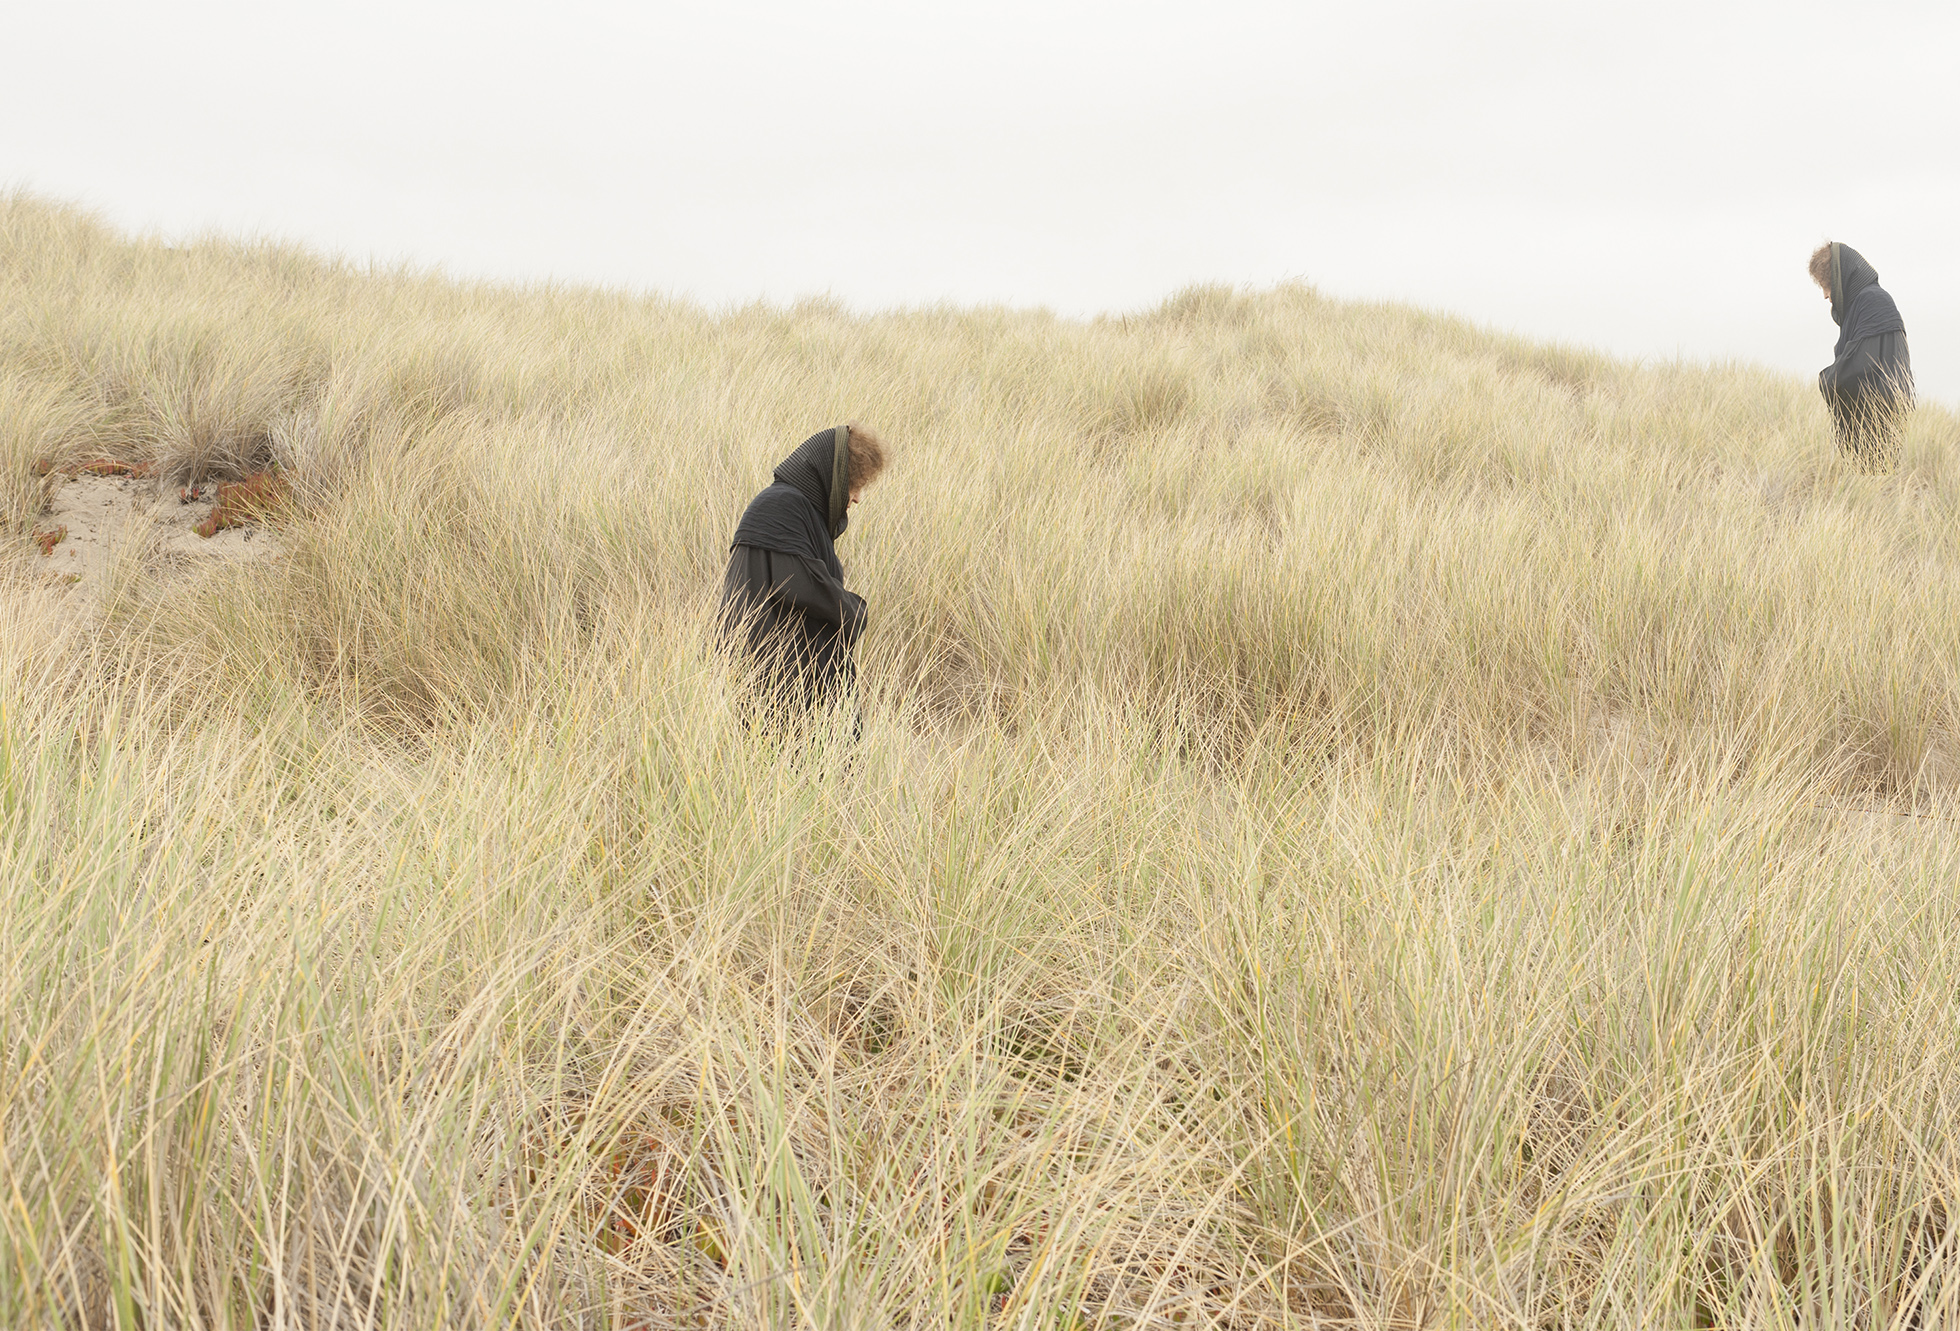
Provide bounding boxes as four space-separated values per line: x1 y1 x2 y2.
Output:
4 193 1960 1328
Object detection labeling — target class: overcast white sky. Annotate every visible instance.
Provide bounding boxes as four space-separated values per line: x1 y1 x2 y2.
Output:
5 0 1957 401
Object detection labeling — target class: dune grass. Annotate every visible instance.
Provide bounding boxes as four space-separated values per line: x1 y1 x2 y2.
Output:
3 192 1960 1328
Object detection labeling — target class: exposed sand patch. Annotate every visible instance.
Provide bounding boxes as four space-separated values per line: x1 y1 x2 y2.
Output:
31 472 282 611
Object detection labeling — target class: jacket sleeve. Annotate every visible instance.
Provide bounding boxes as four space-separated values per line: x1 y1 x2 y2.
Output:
767 554 858 632
1822 289 1912 405
723 546 867 694
1822 335 1911 407
1821 336 1872 404
773 555 866 690
1821 348 1847 398
721 547 852 639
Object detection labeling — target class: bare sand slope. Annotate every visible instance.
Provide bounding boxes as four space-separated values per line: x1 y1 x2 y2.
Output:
33 472 280 609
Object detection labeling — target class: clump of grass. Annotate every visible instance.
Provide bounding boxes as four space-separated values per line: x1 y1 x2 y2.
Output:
191 469 288 537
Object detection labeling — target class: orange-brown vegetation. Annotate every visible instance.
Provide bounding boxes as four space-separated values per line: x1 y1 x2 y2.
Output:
599 1132 696 1255
32 524 67 556
28 457 152 478
73 458 154 478
192 471 289 539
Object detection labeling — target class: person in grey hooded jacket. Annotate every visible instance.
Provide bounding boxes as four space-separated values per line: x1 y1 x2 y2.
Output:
1810 242 1913 469
719 424 887 719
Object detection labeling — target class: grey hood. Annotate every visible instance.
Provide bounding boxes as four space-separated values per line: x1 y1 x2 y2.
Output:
769 425 851 540
726 426 853 575
1828 243 1906 355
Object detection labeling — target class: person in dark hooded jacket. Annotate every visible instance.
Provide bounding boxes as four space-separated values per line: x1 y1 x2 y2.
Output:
1810 242 1913 469
720 424 887 718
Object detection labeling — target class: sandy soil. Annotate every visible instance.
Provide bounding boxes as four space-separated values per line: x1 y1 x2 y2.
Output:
32 473 282 609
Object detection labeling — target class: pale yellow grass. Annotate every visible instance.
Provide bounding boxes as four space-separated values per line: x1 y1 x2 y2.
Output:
4 192 1960 1328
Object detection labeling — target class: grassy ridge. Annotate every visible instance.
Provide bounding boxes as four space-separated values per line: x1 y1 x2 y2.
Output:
4 193 1960 1327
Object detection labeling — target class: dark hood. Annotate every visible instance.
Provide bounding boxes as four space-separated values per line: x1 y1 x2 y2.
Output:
727 426 852 572
1829 243 1881 327
770 426 851 540
1827 243 1906 355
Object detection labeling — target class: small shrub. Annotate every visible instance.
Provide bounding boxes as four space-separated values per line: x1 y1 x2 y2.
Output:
33 524 67 556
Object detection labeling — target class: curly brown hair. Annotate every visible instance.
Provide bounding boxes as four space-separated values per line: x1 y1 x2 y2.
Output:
846 423 887 493
1808 243 1834 295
